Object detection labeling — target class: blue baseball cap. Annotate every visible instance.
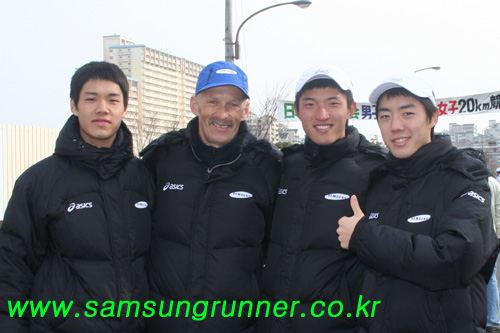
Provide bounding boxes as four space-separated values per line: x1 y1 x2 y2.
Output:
195 61 249 98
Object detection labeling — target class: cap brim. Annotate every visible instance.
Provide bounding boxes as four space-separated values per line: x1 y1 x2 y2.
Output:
197 82 249 99
369 82 437 107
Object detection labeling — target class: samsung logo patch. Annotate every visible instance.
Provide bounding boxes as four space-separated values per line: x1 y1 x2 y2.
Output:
229 191 253 199
407 214 431 223
135 201 148 209
324 193 350 201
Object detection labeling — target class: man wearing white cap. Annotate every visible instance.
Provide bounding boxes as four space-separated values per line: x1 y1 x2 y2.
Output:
258 65 386 332
337 74 498 332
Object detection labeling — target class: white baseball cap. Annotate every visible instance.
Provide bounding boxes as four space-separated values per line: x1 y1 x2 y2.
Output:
295 65 354 99
368 74 437 107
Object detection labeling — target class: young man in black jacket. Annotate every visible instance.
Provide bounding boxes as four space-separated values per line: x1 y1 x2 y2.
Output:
338 74 499 332
0 61 155 331
258 65 386 332
140 61 282 332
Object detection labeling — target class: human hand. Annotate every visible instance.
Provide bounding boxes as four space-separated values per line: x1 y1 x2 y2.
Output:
337 195 365 250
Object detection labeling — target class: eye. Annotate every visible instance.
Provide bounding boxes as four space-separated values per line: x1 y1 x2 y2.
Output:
378 114 390 120
85 98 96 102
403 112 414 117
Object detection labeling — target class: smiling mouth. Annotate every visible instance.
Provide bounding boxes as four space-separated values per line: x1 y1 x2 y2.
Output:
393 137 409 143
210 120 233 129
314 125 332 130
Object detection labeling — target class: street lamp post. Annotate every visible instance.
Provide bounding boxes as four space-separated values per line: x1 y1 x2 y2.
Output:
225 0 312 62
414 66 441 73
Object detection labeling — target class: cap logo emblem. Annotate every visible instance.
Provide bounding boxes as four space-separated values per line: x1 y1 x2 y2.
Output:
216 69 237 75
314 69 329 75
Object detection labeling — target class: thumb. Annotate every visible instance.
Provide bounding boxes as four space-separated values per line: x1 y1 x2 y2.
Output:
350 195 364 217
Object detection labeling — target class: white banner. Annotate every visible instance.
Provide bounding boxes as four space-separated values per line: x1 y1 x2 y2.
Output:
277 91 500 122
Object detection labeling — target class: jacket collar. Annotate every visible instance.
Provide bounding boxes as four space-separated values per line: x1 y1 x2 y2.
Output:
384 135 453 188
54 115 133 180
304 126 360 167
187 117 255 167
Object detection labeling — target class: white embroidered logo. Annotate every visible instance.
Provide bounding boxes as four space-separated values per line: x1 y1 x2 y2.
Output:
67 202 93 212
324 193 350 201
163 182 184 191
407 214 431 223
278 188 288 195
460 191 485 203
368 212 379 220
229 191 253 199
135 201 148 209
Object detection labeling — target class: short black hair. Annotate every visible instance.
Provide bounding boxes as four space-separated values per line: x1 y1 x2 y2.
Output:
70 61 129 108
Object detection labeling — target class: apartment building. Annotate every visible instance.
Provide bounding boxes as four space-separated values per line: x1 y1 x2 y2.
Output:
103 35 204 152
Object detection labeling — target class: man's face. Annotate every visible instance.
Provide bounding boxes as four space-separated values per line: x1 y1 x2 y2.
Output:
377 94 437 159
191 85 249 148
70 79 127 148
296 86 355 145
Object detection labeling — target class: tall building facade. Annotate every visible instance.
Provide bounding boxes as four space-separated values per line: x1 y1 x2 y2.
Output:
103 35 204 152
0 124 59 221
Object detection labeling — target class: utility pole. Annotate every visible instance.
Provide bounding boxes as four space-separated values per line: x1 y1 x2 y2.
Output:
225 0 234 62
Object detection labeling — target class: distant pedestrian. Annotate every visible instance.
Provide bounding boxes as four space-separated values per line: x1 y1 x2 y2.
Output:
487 175 500 332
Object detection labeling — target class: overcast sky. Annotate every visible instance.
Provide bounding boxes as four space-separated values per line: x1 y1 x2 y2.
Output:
1 0 499 140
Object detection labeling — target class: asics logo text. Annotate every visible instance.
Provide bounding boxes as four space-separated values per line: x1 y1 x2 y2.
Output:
67 202 93 212
163 182 184 191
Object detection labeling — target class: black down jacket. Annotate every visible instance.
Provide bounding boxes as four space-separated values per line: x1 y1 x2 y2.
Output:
0 116 155 332
259 126 386 332
140 118 282 332
350 135 499 332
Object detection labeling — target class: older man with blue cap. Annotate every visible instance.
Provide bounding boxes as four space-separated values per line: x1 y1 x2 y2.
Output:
140 61 282 332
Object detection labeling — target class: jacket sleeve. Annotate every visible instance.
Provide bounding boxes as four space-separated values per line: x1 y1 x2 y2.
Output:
349 181 497 291
0 175 48 331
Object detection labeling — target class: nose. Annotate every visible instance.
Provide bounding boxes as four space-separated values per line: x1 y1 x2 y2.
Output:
96 99 109 114
213 104 230 119
391 114 404 132
315 104 329 121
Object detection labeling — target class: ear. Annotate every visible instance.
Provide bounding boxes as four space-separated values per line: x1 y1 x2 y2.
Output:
122 106 128 118
190 95 199 116
70 99 78 116
294 103 301 120
241 100 250 120
347 101 357 119
429 110 439 128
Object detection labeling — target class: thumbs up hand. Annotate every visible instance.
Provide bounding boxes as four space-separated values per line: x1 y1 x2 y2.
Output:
337 195 365 250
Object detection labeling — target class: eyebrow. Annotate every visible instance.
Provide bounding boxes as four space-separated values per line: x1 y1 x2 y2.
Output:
378 103 417 112
302 96 341 102
83 91 121 98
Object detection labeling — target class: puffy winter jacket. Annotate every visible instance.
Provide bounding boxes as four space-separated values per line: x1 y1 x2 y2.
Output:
0 116 155 332
140 118 282 332
259 126 386 332
350 135 499 332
